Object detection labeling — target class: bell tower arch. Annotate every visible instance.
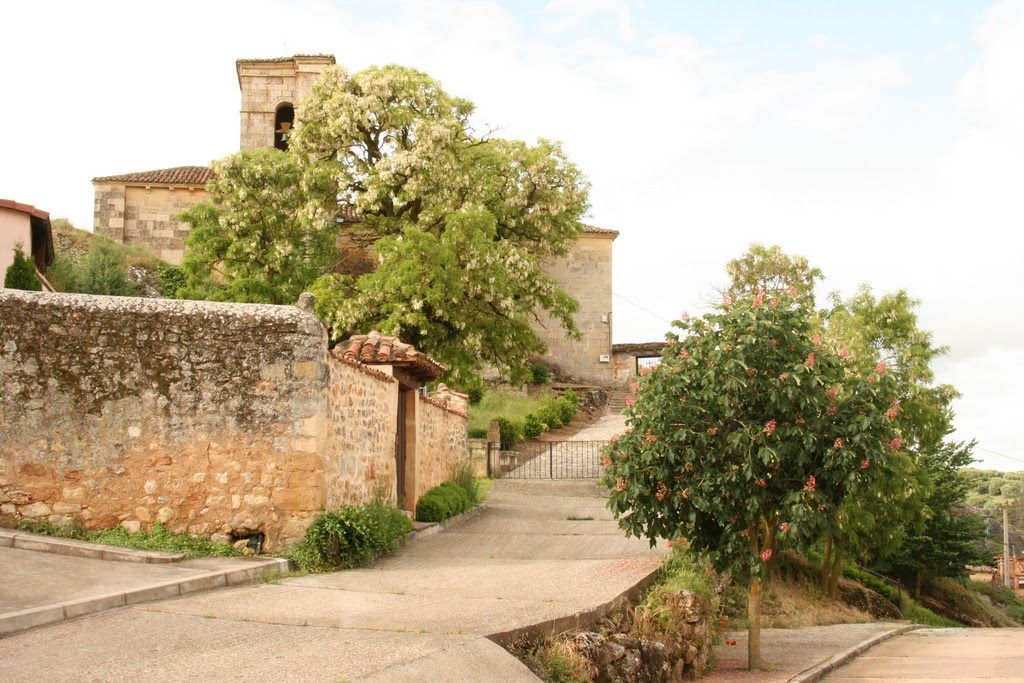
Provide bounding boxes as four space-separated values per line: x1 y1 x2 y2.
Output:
236 54 335 151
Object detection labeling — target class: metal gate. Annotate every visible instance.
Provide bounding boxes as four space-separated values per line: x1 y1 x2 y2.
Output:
488 441 608 479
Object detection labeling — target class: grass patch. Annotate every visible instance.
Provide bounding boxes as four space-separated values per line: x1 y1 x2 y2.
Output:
467 389 548 434
899 592 962 627
534 640 593 683
18 519 238 558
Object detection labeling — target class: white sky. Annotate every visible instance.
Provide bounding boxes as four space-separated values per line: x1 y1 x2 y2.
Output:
2 0 1022 470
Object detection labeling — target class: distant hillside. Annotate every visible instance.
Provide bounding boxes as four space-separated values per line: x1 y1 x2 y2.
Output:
960 468 1024 510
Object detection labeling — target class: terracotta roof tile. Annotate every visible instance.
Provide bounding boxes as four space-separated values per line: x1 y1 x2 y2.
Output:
334 330 445 382
581 223 619 236
92 166 214 186
0 198 49 221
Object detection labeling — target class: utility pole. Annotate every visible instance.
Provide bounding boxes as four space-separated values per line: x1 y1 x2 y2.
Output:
1004 507 1012 588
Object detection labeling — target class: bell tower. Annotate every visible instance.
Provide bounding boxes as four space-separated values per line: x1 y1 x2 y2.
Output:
236 54 336 151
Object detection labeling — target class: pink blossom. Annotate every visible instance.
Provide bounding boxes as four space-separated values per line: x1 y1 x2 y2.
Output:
839 349 850 359
763 419 777 436
780 522 790 534
615 477 626 491
708 427 719 436
626 396 635 408
867 374 877 383
679 348 689 360
861 459 871 470
752 289 765 308
875 359 888 374
682 487 690 499
804 475 817 493
631 383 640 393
771 338 779 346
761 548 773 562
885 404 900 420
787 285 798 296
833 437 843 450
770 297 779 308
601 454 613 468
755 478 767 488
889 436 902 451
812 335 822 346
681 311 690 321
779 373 789 381
805 352 816 368
826 386 839 400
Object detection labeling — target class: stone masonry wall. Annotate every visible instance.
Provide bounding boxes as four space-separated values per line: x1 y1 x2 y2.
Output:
93 183 207 265
415 396 470 502
322 356 398 509
0 290 465 551
533 233 615 384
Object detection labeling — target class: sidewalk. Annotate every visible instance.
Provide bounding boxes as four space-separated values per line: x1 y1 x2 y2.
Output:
0 479 664 682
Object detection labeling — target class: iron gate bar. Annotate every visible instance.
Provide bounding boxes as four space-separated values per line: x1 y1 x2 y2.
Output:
493 440 609 480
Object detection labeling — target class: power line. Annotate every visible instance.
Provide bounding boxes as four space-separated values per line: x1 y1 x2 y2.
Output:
974 446 1024 468
613 291 674 325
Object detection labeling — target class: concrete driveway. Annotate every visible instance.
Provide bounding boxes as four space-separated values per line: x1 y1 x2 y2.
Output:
0 479 663 682
824 627 1024 681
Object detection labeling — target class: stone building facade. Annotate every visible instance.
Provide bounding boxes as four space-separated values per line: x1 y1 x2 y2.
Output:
91 54 618 384
0 289 466 551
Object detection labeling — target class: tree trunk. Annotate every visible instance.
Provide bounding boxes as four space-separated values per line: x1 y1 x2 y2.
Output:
821 534 833 593
747 577 763 670
828 545 843 599
915 567 925 600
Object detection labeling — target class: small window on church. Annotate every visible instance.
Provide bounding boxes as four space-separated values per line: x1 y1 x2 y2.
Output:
274 104 295 151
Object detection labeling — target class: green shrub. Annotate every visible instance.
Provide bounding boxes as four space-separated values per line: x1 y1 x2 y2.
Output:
4 243 41 291
44 253 78 292
524 413 544 438
537 401 563 430
157 264 187 298
416 482 472 522
844 565 899 605
466 385 484 406
290 502 413 572
563 388 579 407
496 417 524 449
555 396 576 424
75 240 137 296
88 523 238 559
530 362 550 385
450 459 480 506
468 427 488 439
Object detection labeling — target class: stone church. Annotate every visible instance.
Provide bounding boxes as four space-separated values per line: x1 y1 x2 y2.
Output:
92 55 617 384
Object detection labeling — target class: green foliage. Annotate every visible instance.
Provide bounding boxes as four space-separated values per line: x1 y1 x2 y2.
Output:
966 581 1024 624
563 388 579 407
724 243 823 305
961 468 1024 510
555 396 576 424
88 523 238 558
537 400 564 430
179 149 337 305
899 593 962 627
603 288 899 579
523 413 544 438
75 239 138 296
288 501 413 572
530 362 551 384
449 459 482 506
295 64 589 382
496 417 524 450
466 385 484 406
19 519 239 558
842 565 899 605
156 264 187 298
416 481 472 522
468 427 488 439
44 253 77 292
4 242 41 290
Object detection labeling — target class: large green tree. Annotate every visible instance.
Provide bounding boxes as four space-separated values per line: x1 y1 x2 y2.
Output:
181 64 589 381
602 288 898 669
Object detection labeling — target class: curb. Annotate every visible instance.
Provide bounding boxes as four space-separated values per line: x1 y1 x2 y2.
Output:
0 554 288 639
0 529 185 563
405 503 488 543
486 554 664 649
788 624 920 683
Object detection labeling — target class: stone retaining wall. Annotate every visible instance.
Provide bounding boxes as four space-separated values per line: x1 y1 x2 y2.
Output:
0 290 466 550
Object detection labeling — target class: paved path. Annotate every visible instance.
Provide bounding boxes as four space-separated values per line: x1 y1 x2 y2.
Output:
824 627 1024 681
506 413 629 479
0 480 663 682
705 623 905 682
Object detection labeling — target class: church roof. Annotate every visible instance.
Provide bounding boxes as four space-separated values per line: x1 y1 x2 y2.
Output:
334 330 445 382
92 166 214 186
581 223 619 237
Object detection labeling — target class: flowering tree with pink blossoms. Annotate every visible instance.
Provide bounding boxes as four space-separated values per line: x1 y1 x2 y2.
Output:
601 288 899 670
